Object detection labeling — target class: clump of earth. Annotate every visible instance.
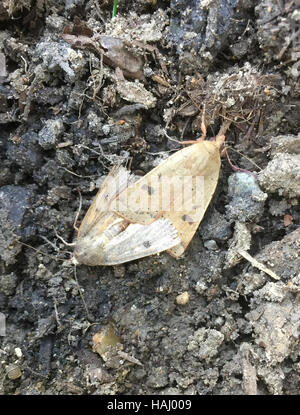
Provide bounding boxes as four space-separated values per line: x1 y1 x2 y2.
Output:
0 0 299 395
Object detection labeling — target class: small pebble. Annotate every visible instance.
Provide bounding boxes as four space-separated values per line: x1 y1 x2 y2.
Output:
176 291 189 305
6 364 22 380
204 239 219 250
14 347 22 358
113 265 126 278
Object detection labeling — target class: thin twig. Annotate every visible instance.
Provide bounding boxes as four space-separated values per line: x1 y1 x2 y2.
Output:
74 264 91 319
238 249 280 280
225 146 262 171
60 166 95 178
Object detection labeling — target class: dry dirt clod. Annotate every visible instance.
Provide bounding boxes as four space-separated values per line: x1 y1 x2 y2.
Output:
226 172 267 222
258 153 300 198
176 291 190 305
115 78 157 109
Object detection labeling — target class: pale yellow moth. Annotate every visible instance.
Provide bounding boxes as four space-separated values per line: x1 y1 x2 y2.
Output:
74 135 224 266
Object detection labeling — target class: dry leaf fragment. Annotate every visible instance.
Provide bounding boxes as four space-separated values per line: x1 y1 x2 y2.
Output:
283 214 293 226
62 20 144 80
93 325 122 361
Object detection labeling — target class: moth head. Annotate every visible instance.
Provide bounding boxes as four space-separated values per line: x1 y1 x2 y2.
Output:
71 255 79 266
74 236 106 266
74 216 126 266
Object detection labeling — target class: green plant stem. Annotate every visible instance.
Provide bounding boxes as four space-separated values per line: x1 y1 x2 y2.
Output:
112 0 118 17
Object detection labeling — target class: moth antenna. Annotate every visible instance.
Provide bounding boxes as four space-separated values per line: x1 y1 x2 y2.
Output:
165 128 203 146
15 239 67 262
126 156 133 171
15 237 90 318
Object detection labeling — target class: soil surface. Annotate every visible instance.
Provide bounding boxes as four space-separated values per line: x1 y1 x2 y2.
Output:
0 0 299 395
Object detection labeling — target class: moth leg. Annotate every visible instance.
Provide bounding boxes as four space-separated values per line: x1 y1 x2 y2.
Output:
197 103 207 142
178 139 199 145
216 120 231 145
196 123 207 142
199 112 207 141
223 147 253 174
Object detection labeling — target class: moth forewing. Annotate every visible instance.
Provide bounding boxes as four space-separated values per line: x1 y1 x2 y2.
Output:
114 140 221 258
168 141 221 257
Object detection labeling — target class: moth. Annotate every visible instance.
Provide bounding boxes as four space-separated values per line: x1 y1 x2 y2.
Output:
74 135 225 266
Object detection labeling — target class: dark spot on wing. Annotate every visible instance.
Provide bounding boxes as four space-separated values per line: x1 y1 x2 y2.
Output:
141 184 154 195
182 214 194 224
143 241 151 248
